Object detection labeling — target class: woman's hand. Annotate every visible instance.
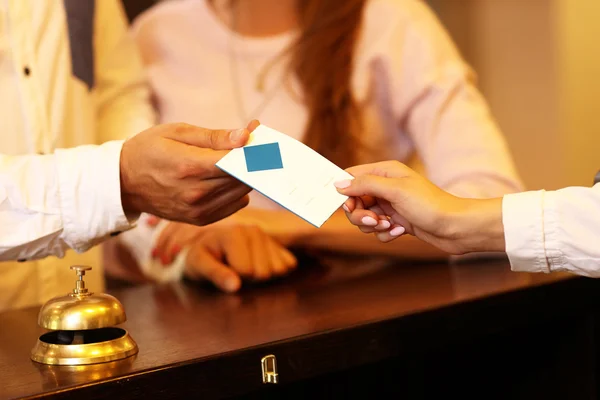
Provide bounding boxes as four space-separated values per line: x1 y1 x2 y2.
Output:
184 225 298 293
150 221 206 265
334 161 504 255
151 208 313 265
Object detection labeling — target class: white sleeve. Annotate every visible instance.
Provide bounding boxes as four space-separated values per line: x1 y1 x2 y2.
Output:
503 184 600 277
0 140 135 261
117 214 187 283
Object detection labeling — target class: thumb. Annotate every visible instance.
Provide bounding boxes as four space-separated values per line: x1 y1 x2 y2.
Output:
334 175 399 202
164 123 251 150
247 119 261 132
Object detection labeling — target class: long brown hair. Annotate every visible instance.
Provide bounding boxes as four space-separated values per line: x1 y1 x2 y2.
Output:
217 0 367 168
291 0 367 169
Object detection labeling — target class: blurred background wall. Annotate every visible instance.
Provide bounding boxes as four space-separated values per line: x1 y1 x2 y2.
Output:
123 0 600 190
429 0 600 190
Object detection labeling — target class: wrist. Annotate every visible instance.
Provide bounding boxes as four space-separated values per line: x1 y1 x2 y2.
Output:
119 140 139 215
448 197 505 254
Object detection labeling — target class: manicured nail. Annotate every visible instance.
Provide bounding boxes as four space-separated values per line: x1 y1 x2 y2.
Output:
361 216 378 226
229 128 245 141
151 248 158 259
160 255 170 266
334 180 351 189
390 226 406 236
171 244 182 256
379 220 391 229
342 204 350 212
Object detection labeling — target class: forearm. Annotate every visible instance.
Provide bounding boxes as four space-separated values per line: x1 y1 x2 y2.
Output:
267 209 450 259
452 197 505 254
301 227 450 259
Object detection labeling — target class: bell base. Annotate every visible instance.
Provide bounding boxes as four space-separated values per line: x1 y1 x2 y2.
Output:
31 327 138 366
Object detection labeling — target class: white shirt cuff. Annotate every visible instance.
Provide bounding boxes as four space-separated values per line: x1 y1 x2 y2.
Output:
541 190 571 274
502 190 550 273
118 214 187 282
55 140 137 253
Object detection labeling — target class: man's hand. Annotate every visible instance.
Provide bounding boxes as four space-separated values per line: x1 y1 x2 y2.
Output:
120 121 259 226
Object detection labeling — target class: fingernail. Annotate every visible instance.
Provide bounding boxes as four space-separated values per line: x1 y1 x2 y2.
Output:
361 216 378 226
390 226 406 236
334 180 351 189
229 128 245 142
160 255 170 266
379 220 391 229
151 248 158 259
171 244 182 256
342 204 350 212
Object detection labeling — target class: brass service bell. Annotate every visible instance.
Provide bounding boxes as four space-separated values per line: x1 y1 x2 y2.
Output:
30 266 138 365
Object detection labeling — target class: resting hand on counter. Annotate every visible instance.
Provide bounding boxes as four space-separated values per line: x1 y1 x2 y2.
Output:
183 225 297 292
140 211 298 293
335 160 600 278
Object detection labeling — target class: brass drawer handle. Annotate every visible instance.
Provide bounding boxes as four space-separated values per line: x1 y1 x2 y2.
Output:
261 354 278 384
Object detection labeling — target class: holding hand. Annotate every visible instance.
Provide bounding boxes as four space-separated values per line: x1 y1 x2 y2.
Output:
334 161 505 255
119 120 260 226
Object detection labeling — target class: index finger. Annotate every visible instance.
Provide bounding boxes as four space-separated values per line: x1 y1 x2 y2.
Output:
186 247 242 293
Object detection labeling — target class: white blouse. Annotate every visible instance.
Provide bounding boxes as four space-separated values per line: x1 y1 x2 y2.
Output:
122 0 524 281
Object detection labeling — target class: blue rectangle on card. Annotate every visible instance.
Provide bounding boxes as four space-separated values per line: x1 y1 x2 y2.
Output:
244 143 284 172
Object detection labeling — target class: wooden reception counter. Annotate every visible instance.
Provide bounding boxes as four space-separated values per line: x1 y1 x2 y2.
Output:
1 257 600 399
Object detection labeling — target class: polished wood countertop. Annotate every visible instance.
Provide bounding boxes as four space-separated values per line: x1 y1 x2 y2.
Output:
1 257 595 399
